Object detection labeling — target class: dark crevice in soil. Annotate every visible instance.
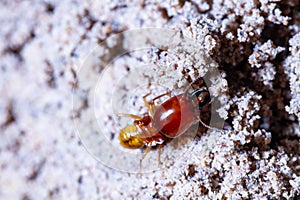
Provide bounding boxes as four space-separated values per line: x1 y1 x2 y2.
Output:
212 21 297 150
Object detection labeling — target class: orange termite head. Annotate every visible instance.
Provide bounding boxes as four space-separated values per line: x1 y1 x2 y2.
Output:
191 87 211 107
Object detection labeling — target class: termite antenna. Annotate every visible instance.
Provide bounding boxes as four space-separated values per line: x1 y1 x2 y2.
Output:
208 97 214 105
198 112 224 132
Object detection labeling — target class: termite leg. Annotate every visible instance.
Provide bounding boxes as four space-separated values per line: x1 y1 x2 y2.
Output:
143 90 171 116
139 147 151 170
152 90 171 102
141 146 151 160
142 92 155 116
117 113 143 120
158 144 163 167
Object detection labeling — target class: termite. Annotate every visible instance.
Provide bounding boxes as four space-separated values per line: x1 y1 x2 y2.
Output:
119 84 212 166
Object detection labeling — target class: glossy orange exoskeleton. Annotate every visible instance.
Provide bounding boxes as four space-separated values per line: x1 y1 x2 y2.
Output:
119 85 211 161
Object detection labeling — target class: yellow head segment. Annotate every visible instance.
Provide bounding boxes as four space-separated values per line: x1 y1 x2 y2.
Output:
119 125 145 149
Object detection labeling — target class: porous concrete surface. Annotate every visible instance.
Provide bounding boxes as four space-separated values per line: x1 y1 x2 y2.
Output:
1 0 300 199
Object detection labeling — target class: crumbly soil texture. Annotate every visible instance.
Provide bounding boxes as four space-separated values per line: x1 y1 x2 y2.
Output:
0 0 299 199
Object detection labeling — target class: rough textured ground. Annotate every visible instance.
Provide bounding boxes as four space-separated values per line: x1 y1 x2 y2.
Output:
0 0 299 199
